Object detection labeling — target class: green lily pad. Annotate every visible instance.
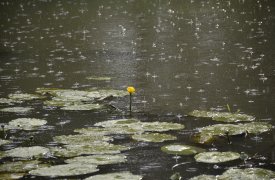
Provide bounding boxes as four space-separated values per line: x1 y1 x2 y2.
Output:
218 168 275 179
85 172 142 180
189 110 255 122
194 151 240 163
95 119 184 133
53 134 113 145
0 98 22 105
132 133 176 142
0 160 48 173
44 99 83 107
0 173 25 180
61 103 103 111
51 143 130 158
196 122 272 144
189 174 216 180
0 107 33 113
65 154 127 165
161 144 205 155
7 118 47 130
5 146 50 159
8 93 44 101
86 89 128 100
29 163 99 177
86 76 112 81
0 139 11 146
75 126 140 135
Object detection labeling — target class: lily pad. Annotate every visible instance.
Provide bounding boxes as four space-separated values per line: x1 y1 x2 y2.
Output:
75 126 140 135
194 151 240 163
7 118 47 130
29 163 99 177
5 146 50 159
61 103 103 111
132 133 176 142
189 110 255 122
0 139 11 146
218 168 275 179
86 89 128 100
161 144 205 155
85 172 142 180
51 143 130 157
86 76 112 81
196 122 272 144
65 154 126 165
0 160 48 173
189 174 216 180
0 107 33 113
8 93 44 101
53 134 113 145
0 173 25 180
95 119 185 133
0 98 22 105
44 99 83 107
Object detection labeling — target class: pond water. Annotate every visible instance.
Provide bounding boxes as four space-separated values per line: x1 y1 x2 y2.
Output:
0 0 275 179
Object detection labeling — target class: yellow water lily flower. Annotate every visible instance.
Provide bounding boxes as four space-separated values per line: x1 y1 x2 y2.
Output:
127 86 135 94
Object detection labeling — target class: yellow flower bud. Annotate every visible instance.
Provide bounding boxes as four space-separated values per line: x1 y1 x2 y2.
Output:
127 86 135 94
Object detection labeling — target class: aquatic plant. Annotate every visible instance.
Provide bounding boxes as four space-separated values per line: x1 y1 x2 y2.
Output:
161 144 205 155
127 86 135 114
194 151 240 163
85 171 142 180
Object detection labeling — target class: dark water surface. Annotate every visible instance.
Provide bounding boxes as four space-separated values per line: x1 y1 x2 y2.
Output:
1 0 275 179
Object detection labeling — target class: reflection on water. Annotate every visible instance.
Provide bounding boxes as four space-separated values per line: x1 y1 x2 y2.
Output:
1 0 275 179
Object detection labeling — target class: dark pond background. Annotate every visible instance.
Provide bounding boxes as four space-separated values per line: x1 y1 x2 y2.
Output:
0 0 275 179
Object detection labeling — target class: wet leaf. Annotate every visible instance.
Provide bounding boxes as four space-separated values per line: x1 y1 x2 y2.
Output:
0 160 48 173
85 172 142 180
8 93 44 101
194 151 240 163
189 174 216 180
218 168 275 179
0 107 33 113
0 139 11 146
161 144 205 155
53 134 113 145
189 110 255 122
7 118 47 130
0 98 22 105
51 143 130 158
0 173 25 180
65 154 127 165
196 122 272 144
61 103 103 111
5 146 50 159
29 163 98 177
95 119 184 133
132 133 176 142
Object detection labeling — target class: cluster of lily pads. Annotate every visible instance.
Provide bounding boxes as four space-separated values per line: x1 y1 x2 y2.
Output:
0 87 274 179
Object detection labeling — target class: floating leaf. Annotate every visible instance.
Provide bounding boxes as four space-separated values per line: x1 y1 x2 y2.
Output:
8 93 44 101
7 118 47 131
51 143 129 158
218 168 275 179
0 139 11 146
0 160 48 173
0 173 25 180
75 126 139 136
132 133 176 142
5 146 50 159
0 98 22 105
189 174 216 180
29 163 98 177
86 76 111 81
61 103 103 111
53 134 112 145
196 122 272 144
189 110 255 122
161 144 205 155
194 151 240 163
95 119 184 133
0 107 33 113
65 154 126 165
85 172 142 180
